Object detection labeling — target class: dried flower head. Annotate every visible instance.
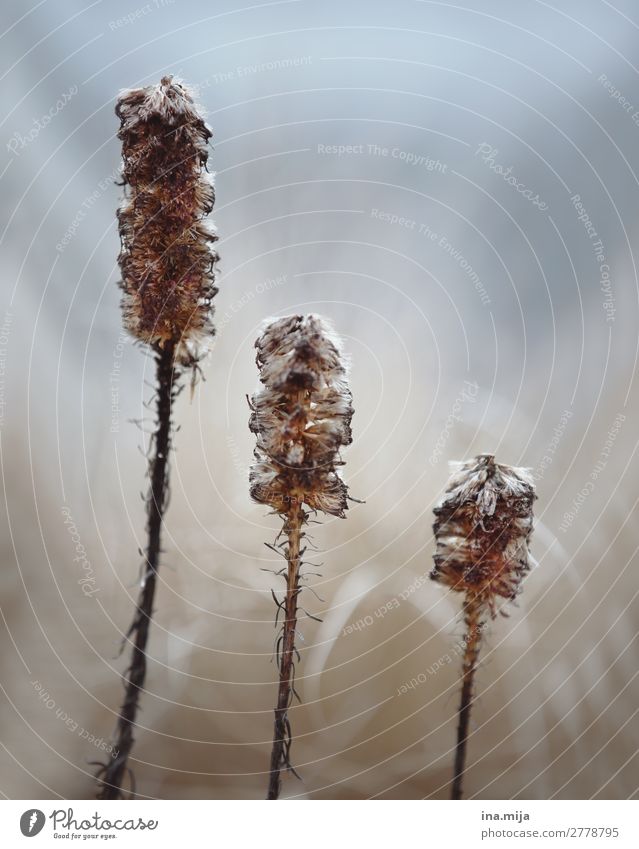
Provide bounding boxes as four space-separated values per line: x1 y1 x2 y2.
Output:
431 454 535 616
249 314 354 518
431 453 536 799
115 75 218 364
249 314 355 798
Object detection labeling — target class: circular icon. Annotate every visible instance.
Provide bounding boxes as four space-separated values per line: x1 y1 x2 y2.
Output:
20 810 45 837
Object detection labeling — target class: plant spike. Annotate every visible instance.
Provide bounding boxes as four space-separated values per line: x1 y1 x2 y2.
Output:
249 314 354 799
97 75 218 799
431 454 535 800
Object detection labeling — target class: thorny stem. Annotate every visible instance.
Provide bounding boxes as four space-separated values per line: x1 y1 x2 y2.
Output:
267 501 304 800
451 596 484 800
97 341 176 799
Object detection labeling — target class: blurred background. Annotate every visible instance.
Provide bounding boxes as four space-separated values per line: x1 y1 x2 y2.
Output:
1 0 638 800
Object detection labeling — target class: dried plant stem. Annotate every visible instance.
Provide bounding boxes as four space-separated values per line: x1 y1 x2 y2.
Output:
268 502 304 800
452 596 483 800
250 315 354 798
98 341 176 799
431 455 535 800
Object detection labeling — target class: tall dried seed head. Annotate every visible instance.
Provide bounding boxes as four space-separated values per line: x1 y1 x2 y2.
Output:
116 75 218 364
249 315 353 517
431 454 535 616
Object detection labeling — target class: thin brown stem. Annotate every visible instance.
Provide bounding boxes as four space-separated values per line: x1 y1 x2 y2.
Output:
451 596 484 800
97 340 176 799
267 501 304 800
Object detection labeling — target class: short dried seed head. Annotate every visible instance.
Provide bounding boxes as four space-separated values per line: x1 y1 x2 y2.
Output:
249 314 353 517
431 454 535 616
115 75 218 364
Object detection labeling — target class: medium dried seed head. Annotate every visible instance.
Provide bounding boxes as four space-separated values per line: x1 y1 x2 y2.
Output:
431 454 535 616
249 315 353 517
116 75 218 364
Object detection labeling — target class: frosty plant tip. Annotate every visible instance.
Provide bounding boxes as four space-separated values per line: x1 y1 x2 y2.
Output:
96 75 218 799
116 74 218 366
249 314 355 799
431 454 535 799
